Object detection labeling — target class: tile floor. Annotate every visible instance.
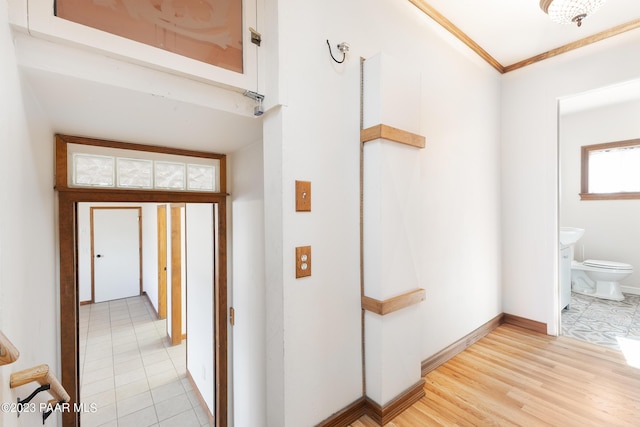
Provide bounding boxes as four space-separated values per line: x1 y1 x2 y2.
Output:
79 296 212 427
562 291 640 349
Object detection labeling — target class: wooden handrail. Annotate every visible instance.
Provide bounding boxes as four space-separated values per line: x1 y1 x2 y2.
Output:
0 331 19 366
10 364 70 403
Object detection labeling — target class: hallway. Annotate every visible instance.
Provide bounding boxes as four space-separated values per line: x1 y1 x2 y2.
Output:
78 296 212 427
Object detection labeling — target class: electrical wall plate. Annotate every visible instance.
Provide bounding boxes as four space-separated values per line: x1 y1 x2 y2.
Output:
295 180 311 212
296 246 312 278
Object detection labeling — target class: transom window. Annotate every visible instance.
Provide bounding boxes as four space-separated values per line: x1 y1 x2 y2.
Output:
581 139 640 200
57 135 225 194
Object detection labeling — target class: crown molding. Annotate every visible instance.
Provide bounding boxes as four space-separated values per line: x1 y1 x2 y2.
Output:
504 18 640 73
407 0 505 73
408 0 640 74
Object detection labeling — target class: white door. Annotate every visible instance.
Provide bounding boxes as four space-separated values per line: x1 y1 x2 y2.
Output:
93 208 141 303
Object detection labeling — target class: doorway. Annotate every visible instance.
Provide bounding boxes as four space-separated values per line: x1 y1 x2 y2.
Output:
170 203 184 346
56 134 228 427
91 207 142 303
157 205 168 319
558 94 640 350
78 202 216 425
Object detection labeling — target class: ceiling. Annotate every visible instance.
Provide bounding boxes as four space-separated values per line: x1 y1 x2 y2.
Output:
412 0 640 71
15 0 640 153
21 67 262 154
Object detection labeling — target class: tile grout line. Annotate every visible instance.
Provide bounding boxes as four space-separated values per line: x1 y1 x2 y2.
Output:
562 292 640 349
109 299 119 424
81 296 206 427
136 297 163 426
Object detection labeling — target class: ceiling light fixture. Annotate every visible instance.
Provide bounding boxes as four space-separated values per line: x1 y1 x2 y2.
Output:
540 0 606 27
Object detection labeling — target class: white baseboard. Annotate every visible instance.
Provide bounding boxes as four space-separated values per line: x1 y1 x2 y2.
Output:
621 286 640 296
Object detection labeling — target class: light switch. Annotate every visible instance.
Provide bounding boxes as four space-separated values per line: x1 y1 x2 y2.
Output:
296 246 312 278
295 181 311 212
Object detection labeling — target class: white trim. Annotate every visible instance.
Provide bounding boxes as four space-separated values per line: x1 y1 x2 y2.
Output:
621 286 640 296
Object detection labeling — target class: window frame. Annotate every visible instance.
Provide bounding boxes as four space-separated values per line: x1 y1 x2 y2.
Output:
580 138 640 200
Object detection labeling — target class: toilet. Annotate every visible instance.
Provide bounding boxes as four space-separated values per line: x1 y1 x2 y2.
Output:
571 259 633 301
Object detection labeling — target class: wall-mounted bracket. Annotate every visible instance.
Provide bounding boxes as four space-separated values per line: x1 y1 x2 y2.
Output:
16 384 51 417
10 364 70 421
42 400 66 424
249 27 262 46
243 90 264 102
243 91 266 116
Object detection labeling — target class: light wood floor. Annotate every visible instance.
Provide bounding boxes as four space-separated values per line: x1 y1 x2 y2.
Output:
352 324 640 426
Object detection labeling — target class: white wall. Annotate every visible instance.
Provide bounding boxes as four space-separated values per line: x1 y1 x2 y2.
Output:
501 31 640 335
0 1 59 425
265 0 502 425
185 204 215 414
560 99 640 294
181 208 186 335
78 203 92 302
229 141 266 426
416 30 502 357
166 206 173 340
141 204 159 310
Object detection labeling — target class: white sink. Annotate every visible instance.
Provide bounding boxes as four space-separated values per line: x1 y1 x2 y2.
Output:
560 227 584 246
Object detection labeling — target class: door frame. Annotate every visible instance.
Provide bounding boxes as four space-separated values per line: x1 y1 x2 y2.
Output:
157 205 168 319
170 203 185 346
55 134 228 427
90 206 143 303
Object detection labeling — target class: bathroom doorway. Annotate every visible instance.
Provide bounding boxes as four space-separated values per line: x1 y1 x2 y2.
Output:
558 85 640 351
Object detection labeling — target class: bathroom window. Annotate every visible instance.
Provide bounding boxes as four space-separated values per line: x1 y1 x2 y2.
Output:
581 139 640 200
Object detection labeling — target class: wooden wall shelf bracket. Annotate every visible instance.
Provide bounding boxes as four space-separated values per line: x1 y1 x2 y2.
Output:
360 124 426 149
362 288 426 315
